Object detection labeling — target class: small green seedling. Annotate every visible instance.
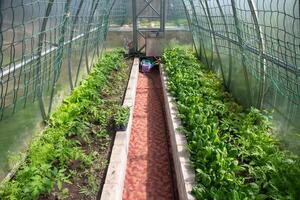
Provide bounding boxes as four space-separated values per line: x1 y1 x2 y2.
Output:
114 107 130 131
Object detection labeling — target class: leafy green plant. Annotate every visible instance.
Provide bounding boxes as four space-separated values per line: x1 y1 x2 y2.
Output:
163 47 300 200
113 106 130 131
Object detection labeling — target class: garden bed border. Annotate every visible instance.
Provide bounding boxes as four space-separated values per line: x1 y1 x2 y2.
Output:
101 58 139 200
160 64 196 200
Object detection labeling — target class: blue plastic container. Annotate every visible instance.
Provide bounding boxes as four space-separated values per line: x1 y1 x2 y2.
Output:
141 59 154 73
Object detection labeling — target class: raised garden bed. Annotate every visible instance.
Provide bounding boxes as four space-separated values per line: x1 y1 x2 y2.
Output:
160 64 195 200
0 49 131 200
101 58 139 200
162 47 300 199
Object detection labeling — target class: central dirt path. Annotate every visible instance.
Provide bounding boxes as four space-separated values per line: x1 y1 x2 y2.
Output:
122 68 175 200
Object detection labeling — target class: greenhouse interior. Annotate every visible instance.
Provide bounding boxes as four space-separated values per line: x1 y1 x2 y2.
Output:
0 0 299 199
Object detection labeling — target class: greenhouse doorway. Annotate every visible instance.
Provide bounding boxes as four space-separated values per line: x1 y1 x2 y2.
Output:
132 0 166 55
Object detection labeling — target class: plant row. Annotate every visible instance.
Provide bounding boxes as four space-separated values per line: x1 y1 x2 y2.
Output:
163 47 300 199
0 49 130 200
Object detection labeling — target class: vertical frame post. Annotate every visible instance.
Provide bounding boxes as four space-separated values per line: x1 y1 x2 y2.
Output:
132 0 138 52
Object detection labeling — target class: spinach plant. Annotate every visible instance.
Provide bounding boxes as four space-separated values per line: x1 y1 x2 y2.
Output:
163 47 300 200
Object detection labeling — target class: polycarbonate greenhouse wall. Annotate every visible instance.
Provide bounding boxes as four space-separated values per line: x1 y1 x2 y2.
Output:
0 0 299 179
0 0 115 120
0 0 116 180
182 0 300 151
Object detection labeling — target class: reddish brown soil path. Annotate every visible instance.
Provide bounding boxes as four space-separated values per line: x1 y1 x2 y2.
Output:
122 68 175 200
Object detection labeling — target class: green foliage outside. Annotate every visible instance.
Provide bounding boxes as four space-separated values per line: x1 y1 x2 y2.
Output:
0 49 128 199
163 47 300 200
